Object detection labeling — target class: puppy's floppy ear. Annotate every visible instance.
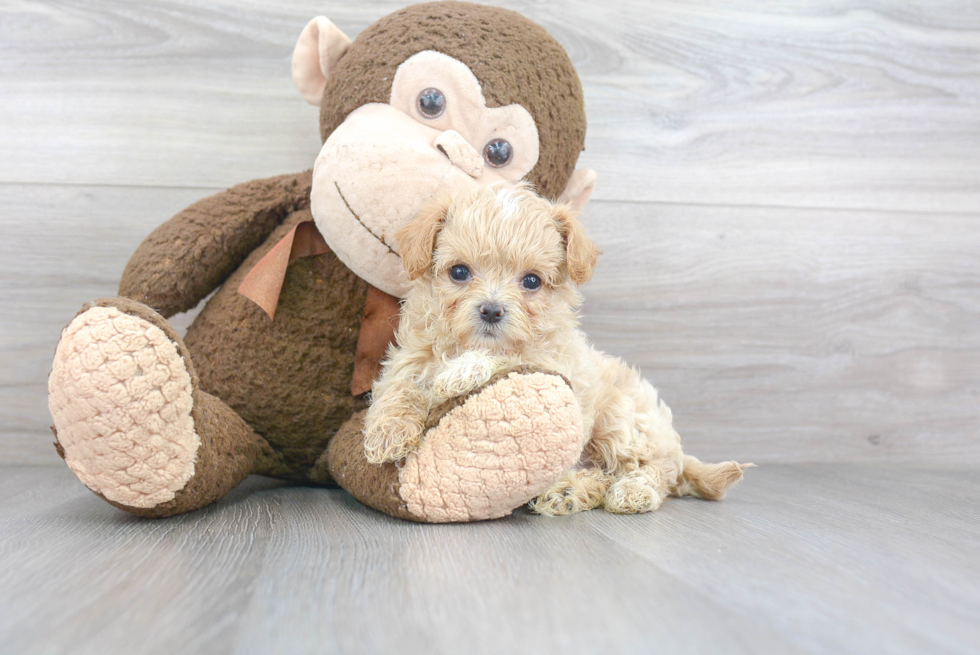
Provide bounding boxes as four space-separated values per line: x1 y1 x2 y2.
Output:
552 203 601 284
397 194 451 280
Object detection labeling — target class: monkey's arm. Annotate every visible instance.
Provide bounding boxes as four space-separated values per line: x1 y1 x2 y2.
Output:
118 170 313 318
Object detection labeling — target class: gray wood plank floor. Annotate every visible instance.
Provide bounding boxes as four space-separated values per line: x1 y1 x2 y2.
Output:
0 464 977 655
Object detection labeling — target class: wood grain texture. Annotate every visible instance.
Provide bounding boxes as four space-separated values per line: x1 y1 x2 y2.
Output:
0 464 977 654
1 0 979 465
579 200 980 464
1 1 977 210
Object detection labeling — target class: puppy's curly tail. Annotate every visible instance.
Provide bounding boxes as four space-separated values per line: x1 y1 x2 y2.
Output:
672 456 754 500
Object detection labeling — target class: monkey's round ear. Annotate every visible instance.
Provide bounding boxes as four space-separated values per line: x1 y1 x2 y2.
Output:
396 195 452 280
292 17 353 105
553 203 601 285
558 168 597 213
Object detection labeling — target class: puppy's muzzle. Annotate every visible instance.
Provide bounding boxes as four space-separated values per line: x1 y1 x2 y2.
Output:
479 302 505 325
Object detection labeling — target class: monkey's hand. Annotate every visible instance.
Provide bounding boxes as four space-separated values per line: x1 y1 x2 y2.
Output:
432 351 509 400
363 382 428 464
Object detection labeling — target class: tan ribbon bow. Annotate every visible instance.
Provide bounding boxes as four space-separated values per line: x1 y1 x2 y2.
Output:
238 221 400 395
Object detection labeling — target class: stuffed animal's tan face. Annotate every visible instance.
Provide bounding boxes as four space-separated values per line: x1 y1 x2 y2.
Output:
307 51 541 296
292 3 595 297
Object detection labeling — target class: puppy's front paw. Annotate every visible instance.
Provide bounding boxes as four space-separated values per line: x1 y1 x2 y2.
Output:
432 351 502 399
363 414 425 465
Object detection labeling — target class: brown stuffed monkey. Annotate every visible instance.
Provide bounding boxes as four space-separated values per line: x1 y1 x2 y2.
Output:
48 2 596 522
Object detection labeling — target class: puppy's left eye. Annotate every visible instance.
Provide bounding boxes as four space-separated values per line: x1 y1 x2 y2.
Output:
450 264 471 282
521 273 542 291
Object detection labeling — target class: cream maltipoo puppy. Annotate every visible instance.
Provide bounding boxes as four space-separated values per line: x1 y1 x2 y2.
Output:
363 183 748 515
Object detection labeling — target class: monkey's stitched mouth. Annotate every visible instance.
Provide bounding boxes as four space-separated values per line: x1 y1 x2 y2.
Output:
334 181 401 258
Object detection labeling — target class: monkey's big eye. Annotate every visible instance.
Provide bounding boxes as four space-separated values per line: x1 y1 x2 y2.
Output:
417 88 446 118
449 264 471 282
484 138 513 168
521 273 542 291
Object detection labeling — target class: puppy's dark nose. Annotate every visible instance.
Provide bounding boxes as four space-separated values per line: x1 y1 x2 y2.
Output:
479 303 505 324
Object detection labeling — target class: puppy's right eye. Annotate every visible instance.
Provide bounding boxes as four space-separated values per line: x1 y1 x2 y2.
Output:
449 264 471 282
521 273 542 291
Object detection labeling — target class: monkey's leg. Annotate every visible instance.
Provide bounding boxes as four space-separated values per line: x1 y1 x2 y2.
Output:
49 298 282 517
318 370 584 523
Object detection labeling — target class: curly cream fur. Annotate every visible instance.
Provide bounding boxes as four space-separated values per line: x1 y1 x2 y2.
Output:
364 183 749 513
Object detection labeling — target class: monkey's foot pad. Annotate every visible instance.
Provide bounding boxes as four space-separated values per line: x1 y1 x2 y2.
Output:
49 306 200 508
399 371 584 522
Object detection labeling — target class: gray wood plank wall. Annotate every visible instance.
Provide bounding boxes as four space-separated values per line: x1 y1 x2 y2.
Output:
2 0 978 465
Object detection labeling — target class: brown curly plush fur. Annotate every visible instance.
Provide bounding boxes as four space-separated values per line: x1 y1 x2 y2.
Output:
118 172 371 480
320 1 586 200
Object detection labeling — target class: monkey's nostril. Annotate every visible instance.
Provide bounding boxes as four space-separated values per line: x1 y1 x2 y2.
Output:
434 129 484 178
479 303 505 324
